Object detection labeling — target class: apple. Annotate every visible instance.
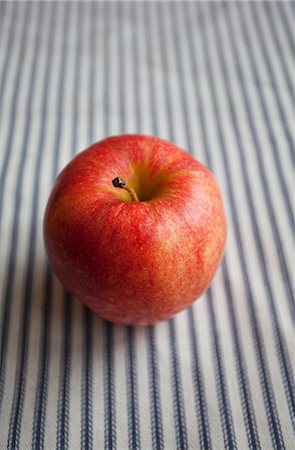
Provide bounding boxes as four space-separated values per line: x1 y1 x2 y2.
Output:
44 135 226 325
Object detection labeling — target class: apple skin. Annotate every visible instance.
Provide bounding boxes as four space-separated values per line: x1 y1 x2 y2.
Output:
44 135 226 325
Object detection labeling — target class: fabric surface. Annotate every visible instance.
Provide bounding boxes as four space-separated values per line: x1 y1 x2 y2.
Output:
0 1 294 449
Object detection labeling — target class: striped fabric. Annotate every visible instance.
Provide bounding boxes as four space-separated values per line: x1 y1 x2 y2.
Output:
0 2 294 449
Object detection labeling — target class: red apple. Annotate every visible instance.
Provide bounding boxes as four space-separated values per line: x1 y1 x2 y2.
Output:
44 135 226 325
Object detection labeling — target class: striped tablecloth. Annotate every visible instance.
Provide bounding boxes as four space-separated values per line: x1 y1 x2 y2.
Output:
0 2 294 449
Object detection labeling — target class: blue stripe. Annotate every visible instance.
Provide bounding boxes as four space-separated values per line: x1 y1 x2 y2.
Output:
126 327 140 450
0 1 18 120
207 291 238 450
156 3 175 142
141 4 164 448
263 3 294 108
250 2 294 166
52 4 73 449
182 4 260 447
168 3 194 153
71 1 83 162
196 3 285 447
143 2 159 136
130 2 142 133
81 308 93 450
5 4 47 448
102 4 116 449
0 2 29 242
31 5 57 448
168 319 188 450
51 2 70 180
88 1 97 145
32 267 53 450
276 1 295 55
187 309 213 450
0 0 6 26
57 292 72 450
117 2 126 135
104 322 116 450
117 5 141 447
236 3 294 234
102 1 111 138
81 4 95 450
147 327 164 450
118 5 140 447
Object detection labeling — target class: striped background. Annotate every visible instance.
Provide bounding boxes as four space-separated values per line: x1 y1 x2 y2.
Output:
0 2 294 449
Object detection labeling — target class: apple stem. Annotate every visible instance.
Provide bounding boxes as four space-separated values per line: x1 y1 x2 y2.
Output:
112 177 139 202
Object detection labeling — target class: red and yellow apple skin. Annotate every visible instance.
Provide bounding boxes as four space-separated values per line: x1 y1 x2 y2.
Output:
44 135 226 325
